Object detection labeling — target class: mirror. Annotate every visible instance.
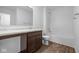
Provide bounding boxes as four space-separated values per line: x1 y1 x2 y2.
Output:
0 6 33 26
0 13 10 26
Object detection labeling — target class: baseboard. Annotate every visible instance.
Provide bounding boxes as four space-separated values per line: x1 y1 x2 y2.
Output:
49 34 75 47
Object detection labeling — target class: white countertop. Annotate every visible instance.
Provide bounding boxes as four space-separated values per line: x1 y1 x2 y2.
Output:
0 29 42 36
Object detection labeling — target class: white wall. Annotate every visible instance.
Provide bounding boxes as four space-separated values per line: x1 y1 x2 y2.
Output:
46 8 51 34
42 7 52 35
73 6 79 52
48 6 75 47
16 7 33 26
33 6 44 29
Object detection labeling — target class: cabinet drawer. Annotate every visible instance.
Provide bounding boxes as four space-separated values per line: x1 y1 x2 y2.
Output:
28 35 42 40
27 31 42 38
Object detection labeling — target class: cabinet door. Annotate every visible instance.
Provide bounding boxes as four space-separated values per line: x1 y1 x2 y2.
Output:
20 34 27 52
35 38 42 50
27 31 42 53
27 37 36 52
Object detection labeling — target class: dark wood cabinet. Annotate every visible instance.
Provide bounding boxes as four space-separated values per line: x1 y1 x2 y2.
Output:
0 30 42 53
20 34 27 52
27 31 42 53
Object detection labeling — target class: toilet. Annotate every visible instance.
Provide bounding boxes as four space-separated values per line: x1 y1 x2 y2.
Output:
42 35 49 45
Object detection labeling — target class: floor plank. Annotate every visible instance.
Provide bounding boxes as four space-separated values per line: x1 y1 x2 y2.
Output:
36 41 75 53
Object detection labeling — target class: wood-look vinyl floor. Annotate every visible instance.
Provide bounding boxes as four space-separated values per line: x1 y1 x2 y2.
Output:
36 41 75 53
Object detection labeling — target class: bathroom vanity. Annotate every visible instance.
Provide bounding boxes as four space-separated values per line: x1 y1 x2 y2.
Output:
0 29 42 53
